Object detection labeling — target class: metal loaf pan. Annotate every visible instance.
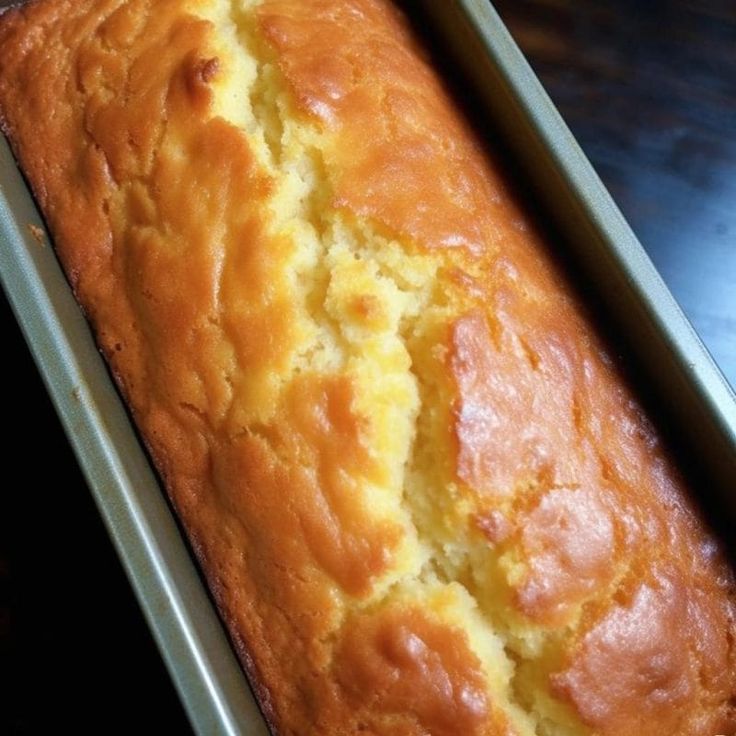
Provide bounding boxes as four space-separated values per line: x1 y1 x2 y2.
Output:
1 1 735 734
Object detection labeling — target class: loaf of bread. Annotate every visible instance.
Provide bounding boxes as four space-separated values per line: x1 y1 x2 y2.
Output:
1 1 734 734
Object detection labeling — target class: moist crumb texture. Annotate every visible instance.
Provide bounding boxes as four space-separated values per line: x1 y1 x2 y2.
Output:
0 1 734 735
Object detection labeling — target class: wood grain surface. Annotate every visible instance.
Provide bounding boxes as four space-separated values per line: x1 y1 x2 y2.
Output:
494 0 736 387
1 1 734 733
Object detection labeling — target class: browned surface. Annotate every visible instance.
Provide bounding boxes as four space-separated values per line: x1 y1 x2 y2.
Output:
334 606 501 736
551 568 736 735
0 1 734 735
259 0 505 255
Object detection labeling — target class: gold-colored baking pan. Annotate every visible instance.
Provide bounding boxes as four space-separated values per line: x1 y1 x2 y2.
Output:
1 2 734 734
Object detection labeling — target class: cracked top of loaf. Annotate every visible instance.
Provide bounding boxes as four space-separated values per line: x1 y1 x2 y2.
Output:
0 1 734 734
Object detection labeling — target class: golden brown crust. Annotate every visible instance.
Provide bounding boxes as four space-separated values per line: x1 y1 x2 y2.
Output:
334 605 498 736
550 568 735 735
257 0 501 254
0 1 734 735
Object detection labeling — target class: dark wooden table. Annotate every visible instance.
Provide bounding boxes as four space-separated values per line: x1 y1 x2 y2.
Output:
2 1 734 733
495 0 736 387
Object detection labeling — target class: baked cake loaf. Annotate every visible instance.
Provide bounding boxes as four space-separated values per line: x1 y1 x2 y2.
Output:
0 1 734 734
